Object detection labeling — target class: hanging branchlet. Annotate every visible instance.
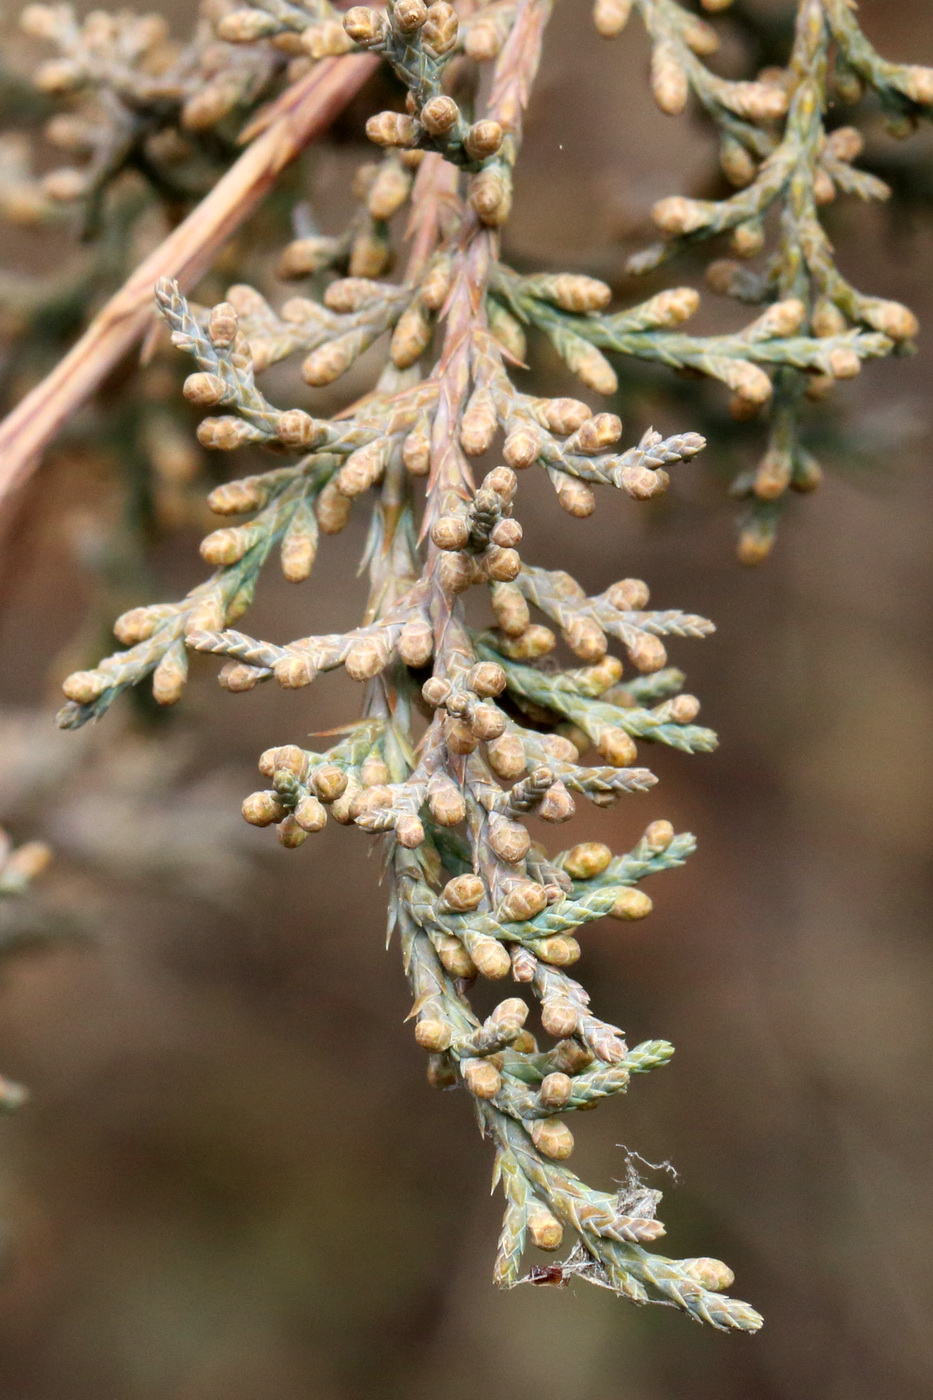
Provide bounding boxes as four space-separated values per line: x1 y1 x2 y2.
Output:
28 0 933 1331
46 0 763 1329
594 0 932 558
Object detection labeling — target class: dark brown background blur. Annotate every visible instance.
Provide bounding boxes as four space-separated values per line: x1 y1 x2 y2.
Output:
1 2 932 1397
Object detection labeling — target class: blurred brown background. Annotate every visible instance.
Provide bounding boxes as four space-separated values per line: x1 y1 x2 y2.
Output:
1 2 932 1397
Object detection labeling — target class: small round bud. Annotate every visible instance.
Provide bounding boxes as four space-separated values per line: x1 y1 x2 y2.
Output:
394 0 428 31
564 842 613 881
541 999 579 1038
348 785 393 821
488 816 531 863
652 195 714 236
464 14 504 59
470 166 512 226
570 412 622 454
316 483 352 535
294 796 327 833
422 1 458 54
487 734 526 780
312 765 348 802
497 880 548 922
390 301 433 369
490 518 522 549
527 1203 564 1250
649 287 702 326
20 5 60 40
669 694 700 723
828 347 861 380
208 302 238 348
483 466 518 502
463 120 503 161
278 409 327 449
422 676 452 708
420 259 453 313
242 791 287 827
535 935 581 967
607 578 649 611
431 515 470 551
345 634 390 682
273 655 315 689
562 617 607 662
539 398 592 434
421 95 460 136
543 274 613 313
360 755 391 788
437 553 478 594
200 525 252 566
861 298 919 342
681 1258 735 1292
268 745 308 779
591 0 636 36
441 874 485 912
495 624 556 660
471 704 507 741
609 888 653 921
555 476 596 517
365 111 418 149
183 372 226 407
552 1039 593 1075
398 618 433 668
197 417 251 452
395 814 426 848
644 819 675 853
427 781 466 827
539 782 575 823
492 997 529 1030
62 669 108 705
484 546 521 582
731 220 766 258
503 426 541 470
597 727 638 767
463 1058 501 1098
468 661 507 696
901 66 933 106
629 633 667 672
343 6 387 45
415 1018 452 1051
276 815 309 848
277 237 338 280
539 1072 572 1110
530 1118 574 1160
34 59 84 94
490 583 530 636
436 934 477 979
